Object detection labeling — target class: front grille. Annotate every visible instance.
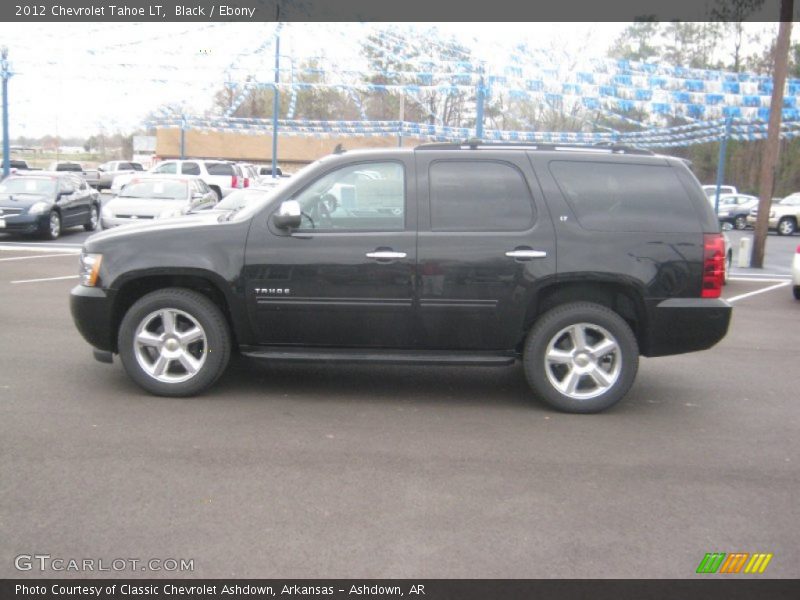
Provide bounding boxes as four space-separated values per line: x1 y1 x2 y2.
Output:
0 207 24 216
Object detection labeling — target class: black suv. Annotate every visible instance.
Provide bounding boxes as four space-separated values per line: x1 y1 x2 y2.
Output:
70 143 731 413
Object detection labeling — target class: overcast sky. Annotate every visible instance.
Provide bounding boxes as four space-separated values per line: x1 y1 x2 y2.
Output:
0 22 786 139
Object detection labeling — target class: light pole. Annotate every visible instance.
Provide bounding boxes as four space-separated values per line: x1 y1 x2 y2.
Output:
271 26 281 179
1 46 11 178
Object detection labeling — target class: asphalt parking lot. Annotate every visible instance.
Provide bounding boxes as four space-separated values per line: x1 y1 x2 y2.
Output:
0 234 797 579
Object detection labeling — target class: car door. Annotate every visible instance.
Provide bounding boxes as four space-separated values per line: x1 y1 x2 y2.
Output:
55 176 84 226
244 157 418 348
414 151 557 350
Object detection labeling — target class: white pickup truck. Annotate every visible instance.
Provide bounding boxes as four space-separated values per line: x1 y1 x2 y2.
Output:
95 160 145 190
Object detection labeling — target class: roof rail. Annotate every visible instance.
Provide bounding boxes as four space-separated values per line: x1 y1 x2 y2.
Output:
415 139 654 155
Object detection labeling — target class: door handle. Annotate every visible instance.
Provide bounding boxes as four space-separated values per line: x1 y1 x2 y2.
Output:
366 250 407 259
505 249 547 260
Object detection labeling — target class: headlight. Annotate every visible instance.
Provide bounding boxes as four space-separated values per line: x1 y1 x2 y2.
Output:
718 211 730 217
79 252 103 287
101 206 114 218
28 201 49 215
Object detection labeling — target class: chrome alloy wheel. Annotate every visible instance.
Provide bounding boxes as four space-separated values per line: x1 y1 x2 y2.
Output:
543 322 622 400
88 205 98 228
49 212 61 237
133 308 207 384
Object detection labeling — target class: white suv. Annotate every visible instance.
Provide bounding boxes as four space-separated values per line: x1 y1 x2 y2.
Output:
111 160 244 199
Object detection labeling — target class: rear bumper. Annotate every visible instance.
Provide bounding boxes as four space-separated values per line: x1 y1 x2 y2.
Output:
70 284 117 353
643 298 732 357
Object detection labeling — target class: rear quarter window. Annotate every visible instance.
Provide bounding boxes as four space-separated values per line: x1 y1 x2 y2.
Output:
549 161 701 233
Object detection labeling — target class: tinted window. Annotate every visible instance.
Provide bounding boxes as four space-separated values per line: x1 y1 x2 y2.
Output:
131 163 144 171
182 162 201 175
429 161 534 231
56 163 82 172
295 162 405 231
549 161 699 233
206 163 234 176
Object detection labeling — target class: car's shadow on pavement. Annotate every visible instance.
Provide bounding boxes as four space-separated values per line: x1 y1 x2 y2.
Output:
208 355 538 410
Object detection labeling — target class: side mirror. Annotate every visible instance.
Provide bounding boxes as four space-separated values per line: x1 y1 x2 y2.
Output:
59 187 75 197
191 192 204 200
273 200 302 229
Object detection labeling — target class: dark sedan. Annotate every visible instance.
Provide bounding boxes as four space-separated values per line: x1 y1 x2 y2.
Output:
0 172 100 239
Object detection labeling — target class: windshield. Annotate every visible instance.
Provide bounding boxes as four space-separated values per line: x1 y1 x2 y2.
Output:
215 189 274 211
0 177 57 195
119 180 188 200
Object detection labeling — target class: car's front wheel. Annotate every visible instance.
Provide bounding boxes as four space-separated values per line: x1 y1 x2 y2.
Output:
734 215 747 230
777 217 796 236
523 302 639 413
42 211 61 240
118 288 231 396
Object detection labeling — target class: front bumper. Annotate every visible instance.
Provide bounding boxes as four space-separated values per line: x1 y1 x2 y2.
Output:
643 297 732 357
0 213 47 234
101 216 156 229
746 215 779 229
70 284 117 353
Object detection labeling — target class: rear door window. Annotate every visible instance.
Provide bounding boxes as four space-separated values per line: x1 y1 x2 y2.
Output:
428 160 535 231
548 161 700 232
206 163 234 176
181 162 201 176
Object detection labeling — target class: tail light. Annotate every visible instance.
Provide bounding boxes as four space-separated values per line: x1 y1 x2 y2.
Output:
702 233 725 298
231 175 238 188
796 244 800 254
244 177 250 188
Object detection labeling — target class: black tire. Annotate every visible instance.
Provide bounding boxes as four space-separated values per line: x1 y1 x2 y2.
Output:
522 302 639 413
209 186 222 202
794 286 800 300
118 288 231 397
41 211 61 240
777 217 796 236
734 215 747 230
84 204 99 232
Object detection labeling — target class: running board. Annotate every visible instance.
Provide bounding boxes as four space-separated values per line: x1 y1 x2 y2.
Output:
240 347 517 367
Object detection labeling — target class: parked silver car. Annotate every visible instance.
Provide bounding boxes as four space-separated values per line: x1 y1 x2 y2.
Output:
101 175 217 228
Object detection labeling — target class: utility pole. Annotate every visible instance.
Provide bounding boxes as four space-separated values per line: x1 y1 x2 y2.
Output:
398 94 405 147
475 65 485 140
752 2 793 268
271 25 280 179
180 115 186 159
713 117 733 214
1 46 11 178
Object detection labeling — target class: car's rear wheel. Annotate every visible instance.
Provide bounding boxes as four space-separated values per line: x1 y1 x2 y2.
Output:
523 302 639 413
734 215 747 230
118 288 231 396
84 204 99 231
209 186 222 201
41 211 61 240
